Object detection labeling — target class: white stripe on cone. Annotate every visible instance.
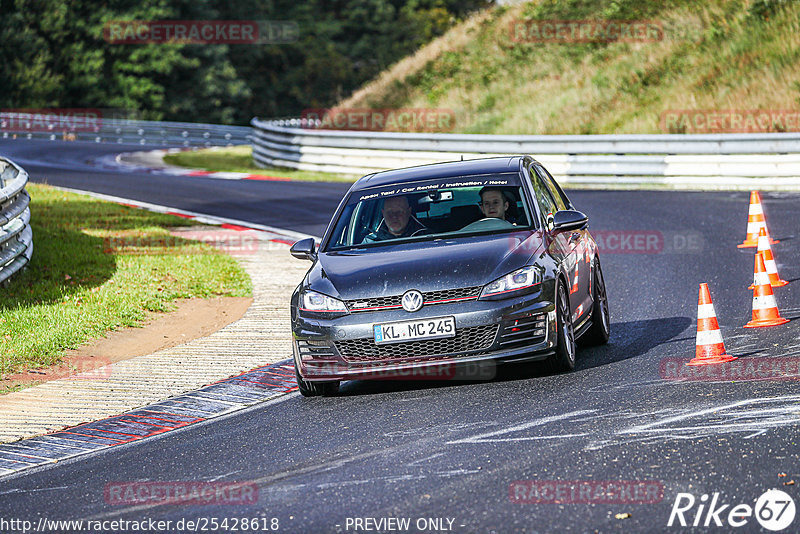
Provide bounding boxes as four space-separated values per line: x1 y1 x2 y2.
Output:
749 203 764 215
757 232 771 252
765 257 779 273
697 303 717 319
752 294 779 311
696 329 724 347
754 271 771 286
757 235 782 278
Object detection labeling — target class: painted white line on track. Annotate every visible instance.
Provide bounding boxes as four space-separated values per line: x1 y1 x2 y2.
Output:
47 185 317 243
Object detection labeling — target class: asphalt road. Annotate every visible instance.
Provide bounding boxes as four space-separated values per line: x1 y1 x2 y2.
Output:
2 139 800 533
0 139 350 237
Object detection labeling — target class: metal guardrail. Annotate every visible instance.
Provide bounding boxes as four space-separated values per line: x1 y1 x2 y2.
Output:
1 114 250 148
0 157 33 285
250 118 800 188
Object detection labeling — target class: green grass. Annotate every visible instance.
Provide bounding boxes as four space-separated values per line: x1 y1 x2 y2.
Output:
338 0 800 135
0 184 252 380
163 145 358 182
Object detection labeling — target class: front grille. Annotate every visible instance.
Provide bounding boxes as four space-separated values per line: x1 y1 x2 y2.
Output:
334 324 499 362
498 314 547 348
425 286 482 303
345 286 482 312
347 294 402 311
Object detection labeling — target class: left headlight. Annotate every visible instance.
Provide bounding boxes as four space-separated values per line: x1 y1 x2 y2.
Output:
480 265 543 300
299 289 349 315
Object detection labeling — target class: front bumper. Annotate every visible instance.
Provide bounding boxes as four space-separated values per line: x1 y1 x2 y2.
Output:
293 291 557 382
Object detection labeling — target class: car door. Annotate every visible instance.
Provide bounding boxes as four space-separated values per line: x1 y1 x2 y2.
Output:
529 163 590 323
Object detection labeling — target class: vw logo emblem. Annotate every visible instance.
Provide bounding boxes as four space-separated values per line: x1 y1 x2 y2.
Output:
401 290 423 312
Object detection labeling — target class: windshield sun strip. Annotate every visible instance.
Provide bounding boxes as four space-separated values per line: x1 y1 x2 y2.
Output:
323 175 532 252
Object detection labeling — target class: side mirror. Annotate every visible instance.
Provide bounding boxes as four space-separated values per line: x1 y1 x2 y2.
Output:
290 238 317 261
552 210 588 232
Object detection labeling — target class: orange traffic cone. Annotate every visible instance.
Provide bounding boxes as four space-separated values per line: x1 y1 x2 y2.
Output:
738 191 778 248
749 228 788 289
744 253 789 328
688 283 737 366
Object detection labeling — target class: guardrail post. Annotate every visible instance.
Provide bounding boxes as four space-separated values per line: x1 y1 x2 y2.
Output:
0 157 33 285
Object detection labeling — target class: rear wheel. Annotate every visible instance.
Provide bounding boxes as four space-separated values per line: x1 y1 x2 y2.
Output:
294 362 339 397
580 261 610 346
547 279 576 373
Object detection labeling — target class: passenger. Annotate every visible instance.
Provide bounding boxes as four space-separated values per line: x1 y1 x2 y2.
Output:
362 196 426 243
479 187 510 220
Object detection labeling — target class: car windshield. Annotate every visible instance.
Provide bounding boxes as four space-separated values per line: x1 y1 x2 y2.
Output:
325 172 535 251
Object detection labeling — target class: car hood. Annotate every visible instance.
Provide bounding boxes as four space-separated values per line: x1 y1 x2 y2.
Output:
307 231 544 300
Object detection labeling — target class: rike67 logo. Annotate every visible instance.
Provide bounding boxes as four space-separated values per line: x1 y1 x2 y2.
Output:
668 489 796 531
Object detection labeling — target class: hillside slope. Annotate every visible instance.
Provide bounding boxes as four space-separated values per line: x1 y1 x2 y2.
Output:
337 0 800 134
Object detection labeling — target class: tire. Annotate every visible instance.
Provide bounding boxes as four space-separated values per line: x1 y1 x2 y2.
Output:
294 362 339 397
580 260 610 346
547 279 576 373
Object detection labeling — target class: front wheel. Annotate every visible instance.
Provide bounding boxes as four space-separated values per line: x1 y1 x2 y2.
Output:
547 279 576 373
580 261 610 346
294 362 339 397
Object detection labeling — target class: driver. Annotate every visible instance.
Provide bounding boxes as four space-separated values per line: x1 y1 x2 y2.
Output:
479 187 510 220
362 195 426 243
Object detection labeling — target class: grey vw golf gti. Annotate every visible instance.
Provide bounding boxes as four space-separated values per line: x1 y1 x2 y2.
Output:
290 156 609 396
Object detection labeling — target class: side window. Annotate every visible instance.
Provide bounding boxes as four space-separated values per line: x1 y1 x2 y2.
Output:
527 164 559 231
342 201 380 245
535 163 569 211
332 204 356 247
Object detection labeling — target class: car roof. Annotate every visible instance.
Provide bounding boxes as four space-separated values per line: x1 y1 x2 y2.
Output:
352 156 524 191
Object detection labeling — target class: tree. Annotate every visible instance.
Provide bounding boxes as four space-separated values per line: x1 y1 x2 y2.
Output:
0 0 493 123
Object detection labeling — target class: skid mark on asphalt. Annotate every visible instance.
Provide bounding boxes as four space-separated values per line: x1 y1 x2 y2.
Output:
446 410 596 444
617 394 800 439
0 485 70 496
384 421 490 439
257 468 483 496
407 452 447 466
0 360 298 479
444 395 800 451
585 378 672 392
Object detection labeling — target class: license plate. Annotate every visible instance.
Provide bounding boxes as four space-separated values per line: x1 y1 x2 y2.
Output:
374 316 456 345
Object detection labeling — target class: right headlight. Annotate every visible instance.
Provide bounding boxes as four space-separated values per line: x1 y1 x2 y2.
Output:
480 265 543 300
299 289 349 316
